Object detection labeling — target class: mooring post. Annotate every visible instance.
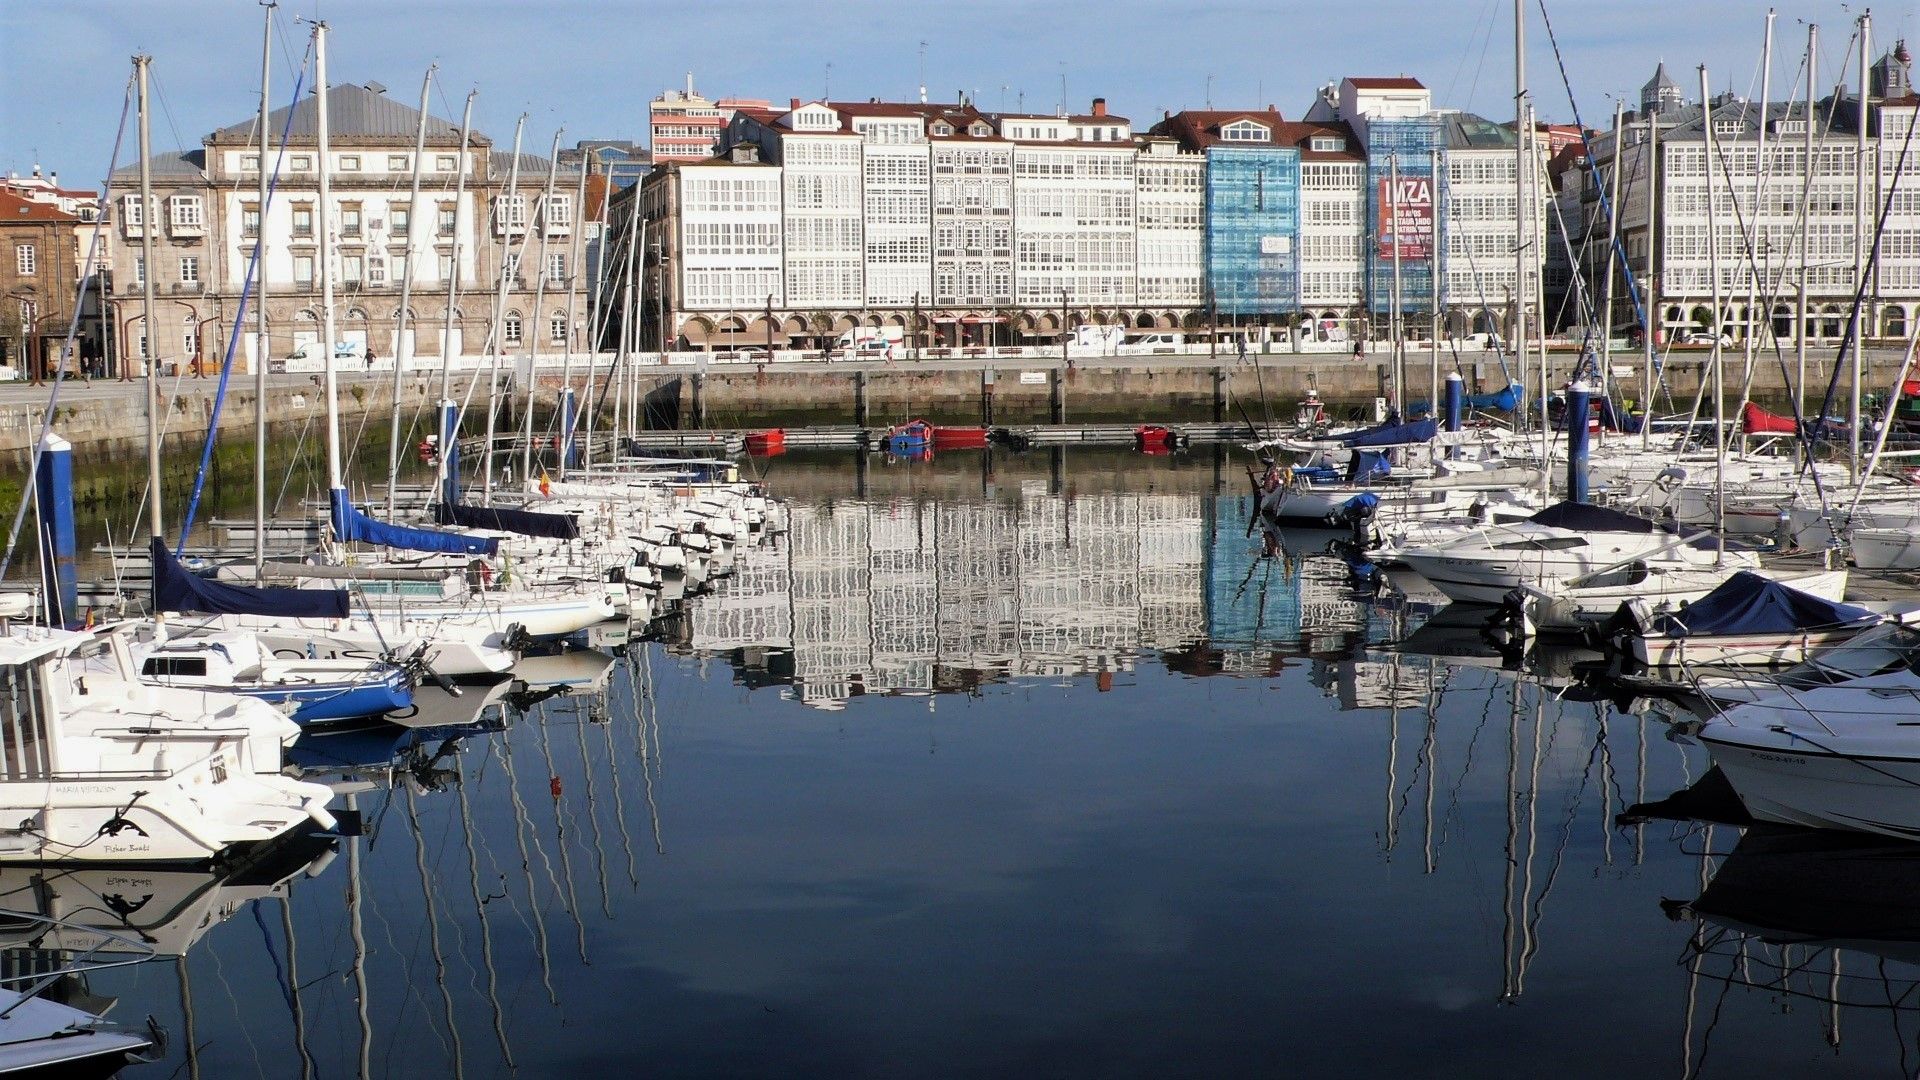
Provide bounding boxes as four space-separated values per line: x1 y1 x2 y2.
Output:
855 369 870 427
34 432 77 627
981 367 995 426
1050 368 1065 424
691 372 707 429
1213 366 1228 423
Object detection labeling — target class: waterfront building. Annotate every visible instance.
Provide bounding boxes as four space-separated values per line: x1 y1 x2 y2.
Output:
105 81 577 374
1 167 110 375
1132 136 1206 318
557 140 652 190
649 77 770 163
632 143 784 350
1001 100 1138 317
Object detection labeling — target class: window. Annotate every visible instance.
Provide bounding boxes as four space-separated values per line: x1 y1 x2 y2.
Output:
141 656 208 678
549 311 567 343
121 194 148 228
242 154 261 171
499 195 528 232
132 255 145 285
342 254 364 283
503 252 521 284
341 204 362 237
292 205 314 237
390 205 410 236
178 256 198 284
242 203 260 237
544 194 572 230
340 154 361 171
1310 135 1346 153
291 155 312 170
368 258 386 286
183 312 198 358
438 252 454 280
437 203 456 236
294 255 315 285
168 195 203 229
388 154 410 171
503 312 523 345
547 252 567 281
436 154 458 172
14 245 33 275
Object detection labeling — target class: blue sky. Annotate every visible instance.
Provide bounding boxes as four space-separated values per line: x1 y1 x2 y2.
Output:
3 0 1914 187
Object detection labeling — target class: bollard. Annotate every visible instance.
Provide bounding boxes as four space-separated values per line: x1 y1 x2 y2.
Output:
691 372 707 429
33 432 77 627
1444 371 1464 433
1566 378 1594 504
1213 366 1228 423
1050 368 1065 424
439 399 461 506
855 370 870 427
559 386 578 472
981 368 995 426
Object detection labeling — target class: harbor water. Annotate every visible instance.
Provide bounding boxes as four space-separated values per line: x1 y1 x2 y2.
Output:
55 447 1907 1078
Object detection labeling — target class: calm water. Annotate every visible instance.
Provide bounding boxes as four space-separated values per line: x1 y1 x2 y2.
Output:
46 448 1914 1078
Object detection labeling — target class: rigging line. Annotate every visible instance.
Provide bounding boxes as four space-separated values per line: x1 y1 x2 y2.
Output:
177 58 310 552
1442 0 1500 109
0 75 133 586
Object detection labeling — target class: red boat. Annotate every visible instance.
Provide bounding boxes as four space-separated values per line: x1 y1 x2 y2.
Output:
931 425 989 450
1135 425 1187 454
744 429 787 456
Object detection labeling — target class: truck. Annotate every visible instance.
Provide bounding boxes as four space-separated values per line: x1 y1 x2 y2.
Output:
1068 325 1126 352
833 326 904 357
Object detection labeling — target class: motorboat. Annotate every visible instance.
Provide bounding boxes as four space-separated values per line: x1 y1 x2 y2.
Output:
119 622 412 724
0 628 336 863
1516 565 1849 637
1395 501 1754 605
1616 570 1893 668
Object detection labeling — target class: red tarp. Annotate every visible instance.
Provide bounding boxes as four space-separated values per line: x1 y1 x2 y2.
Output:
1741 401 1798 435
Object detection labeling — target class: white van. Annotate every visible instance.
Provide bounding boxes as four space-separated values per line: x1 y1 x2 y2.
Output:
1126 333 1186 351
833 327 903 357
284 340 368 366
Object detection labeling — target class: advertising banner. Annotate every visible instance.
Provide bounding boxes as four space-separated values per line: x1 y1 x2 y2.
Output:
1375 175 1435 260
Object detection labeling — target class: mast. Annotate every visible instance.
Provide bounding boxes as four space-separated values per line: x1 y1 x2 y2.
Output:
1742 9 1776 457
1703 66 1728 561
315 22 343 498
1389 153 1405 417
1799 25 1818 420
434 91 476 509
482 114 527 504
520 130 564 487
579 174 615 473
136 55 163 544
1853 11 1872 481
253 6 274 572
1430 148 1442 416
1644 103 1660 450
385 65 437 517
1604 101 1623 402
558 140 589 478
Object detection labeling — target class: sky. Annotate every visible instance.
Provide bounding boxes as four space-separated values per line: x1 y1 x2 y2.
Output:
5 0 1919 188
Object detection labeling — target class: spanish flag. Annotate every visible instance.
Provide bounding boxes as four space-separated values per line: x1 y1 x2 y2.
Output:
538 470 552 498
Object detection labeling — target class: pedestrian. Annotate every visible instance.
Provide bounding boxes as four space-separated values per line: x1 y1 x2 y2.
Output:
366 345 377 371
1352 340 1365 362
1236 335 1249 365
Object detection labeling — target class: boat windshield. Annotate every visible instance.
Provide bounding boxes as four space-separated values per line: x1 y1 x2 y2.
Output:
1782 624 1920 686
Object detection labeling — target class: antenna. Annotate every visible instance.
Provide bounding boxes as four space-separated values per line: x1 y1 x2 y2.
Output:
825 61 832 100
1058 61 1067 117
918 41 928 104
1206 73 1214 109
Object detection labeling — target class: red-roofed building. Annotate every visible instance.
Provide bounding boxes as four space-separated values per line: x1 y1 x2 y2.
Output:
0 186 92 378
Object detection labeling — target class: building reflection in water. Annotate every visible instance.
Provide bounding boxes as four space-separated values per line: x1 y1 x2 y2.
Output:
676 490 1421 708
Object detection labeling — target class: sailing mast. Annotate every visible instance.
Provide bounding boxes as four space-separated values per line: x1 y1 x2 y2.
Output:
558 143 589 478
136 55 163 552
1852 12 1872 481
1798 25 1818 421
1643 102 1660 450
482 115 527 504
519 131 565 487
385 66 437 517
434 91 476 510
314 22 347 524
1514 0 1541 483
253 6 273 573
1703 66 1728 561
1389 153 1405 418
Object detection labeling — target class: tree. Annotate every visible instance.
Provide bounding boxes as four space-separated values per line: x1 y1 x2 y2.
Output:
807 310 836 351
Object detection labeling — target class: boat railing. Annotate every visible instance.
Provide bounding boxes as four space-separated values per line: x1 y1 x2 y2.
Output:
0 907 158 1017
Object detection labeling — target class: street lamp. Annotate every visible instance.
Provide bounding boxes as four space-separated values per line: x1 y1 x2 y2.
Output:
765 294 774 355
911 291 921 362
1060 288 1069 367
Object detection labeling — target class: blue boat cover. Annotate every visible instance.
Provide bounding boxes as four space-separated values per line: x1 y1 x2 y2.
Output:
1652 570 1876 638
433 502 580 540
1527 501 1667 534
150 537 348 619
1338 418 1438 448
1405 383 1520 417
1345 451 1391 482
330 490 499 556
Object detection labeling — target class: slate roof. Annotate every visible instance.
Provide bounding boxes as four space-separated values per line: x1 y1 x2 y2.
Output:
207 82 475 144
107 149 209 180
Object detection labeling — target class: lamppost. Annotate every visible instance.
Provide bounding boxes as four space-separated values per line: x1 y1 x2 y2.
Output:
1060 288 1069 367
765 294 774 354
911 291 921 362
1207 287 1218 361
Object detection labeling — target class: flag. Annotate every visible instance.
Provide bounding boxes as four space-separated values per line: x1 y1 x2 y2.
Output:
538 470 551 498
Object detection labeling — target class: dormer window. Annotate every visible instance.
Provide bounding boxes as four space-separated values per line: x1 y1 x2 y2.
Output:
1713 119 1743 139
932 121 953 136
970 122 991 137
1221 120 1270 142
1310 135 1346 152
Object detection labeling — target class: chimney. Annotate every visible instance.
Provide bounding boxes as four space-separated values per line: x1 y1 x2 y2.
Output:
1091 97 1107 117
364 81 387 95
790 97 801 111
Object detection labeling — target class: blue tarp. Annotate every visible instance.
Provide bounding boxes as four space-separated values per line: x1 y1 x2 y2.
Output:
150 536 349 619
330 490 499 556
1345 451 1391 482
1337 418 1438 448
433 502 579 540
1528 501 1668 534
1653 570 1877 638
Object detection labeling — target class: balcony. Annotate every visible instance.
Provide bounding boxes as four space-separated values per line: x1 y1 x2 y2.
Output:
169 281 203 294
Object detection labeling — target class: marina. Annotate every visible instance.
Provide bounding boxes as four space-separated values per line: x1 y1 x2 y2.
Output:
17 0 1920 1075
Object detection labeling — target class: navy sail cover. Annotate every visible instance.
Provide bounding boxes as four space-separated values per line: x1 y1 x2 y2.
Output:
433 502 579 540
330 491 499 556
1527 501 1668 534
1653 570 1876 638
1336 418 1438 448
150 537 349 619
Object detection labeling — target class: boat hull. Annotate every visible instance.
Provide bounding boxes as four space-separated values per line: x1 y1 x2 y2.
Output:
1704 735 1920 840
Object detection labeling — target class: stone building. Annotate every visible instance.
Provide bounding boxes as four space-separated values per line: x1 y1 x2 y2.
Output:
105 81 580 375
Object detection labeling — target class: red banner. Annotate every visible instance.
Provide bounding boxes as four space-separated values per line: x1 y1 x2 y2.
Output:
1376 175 1435 260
